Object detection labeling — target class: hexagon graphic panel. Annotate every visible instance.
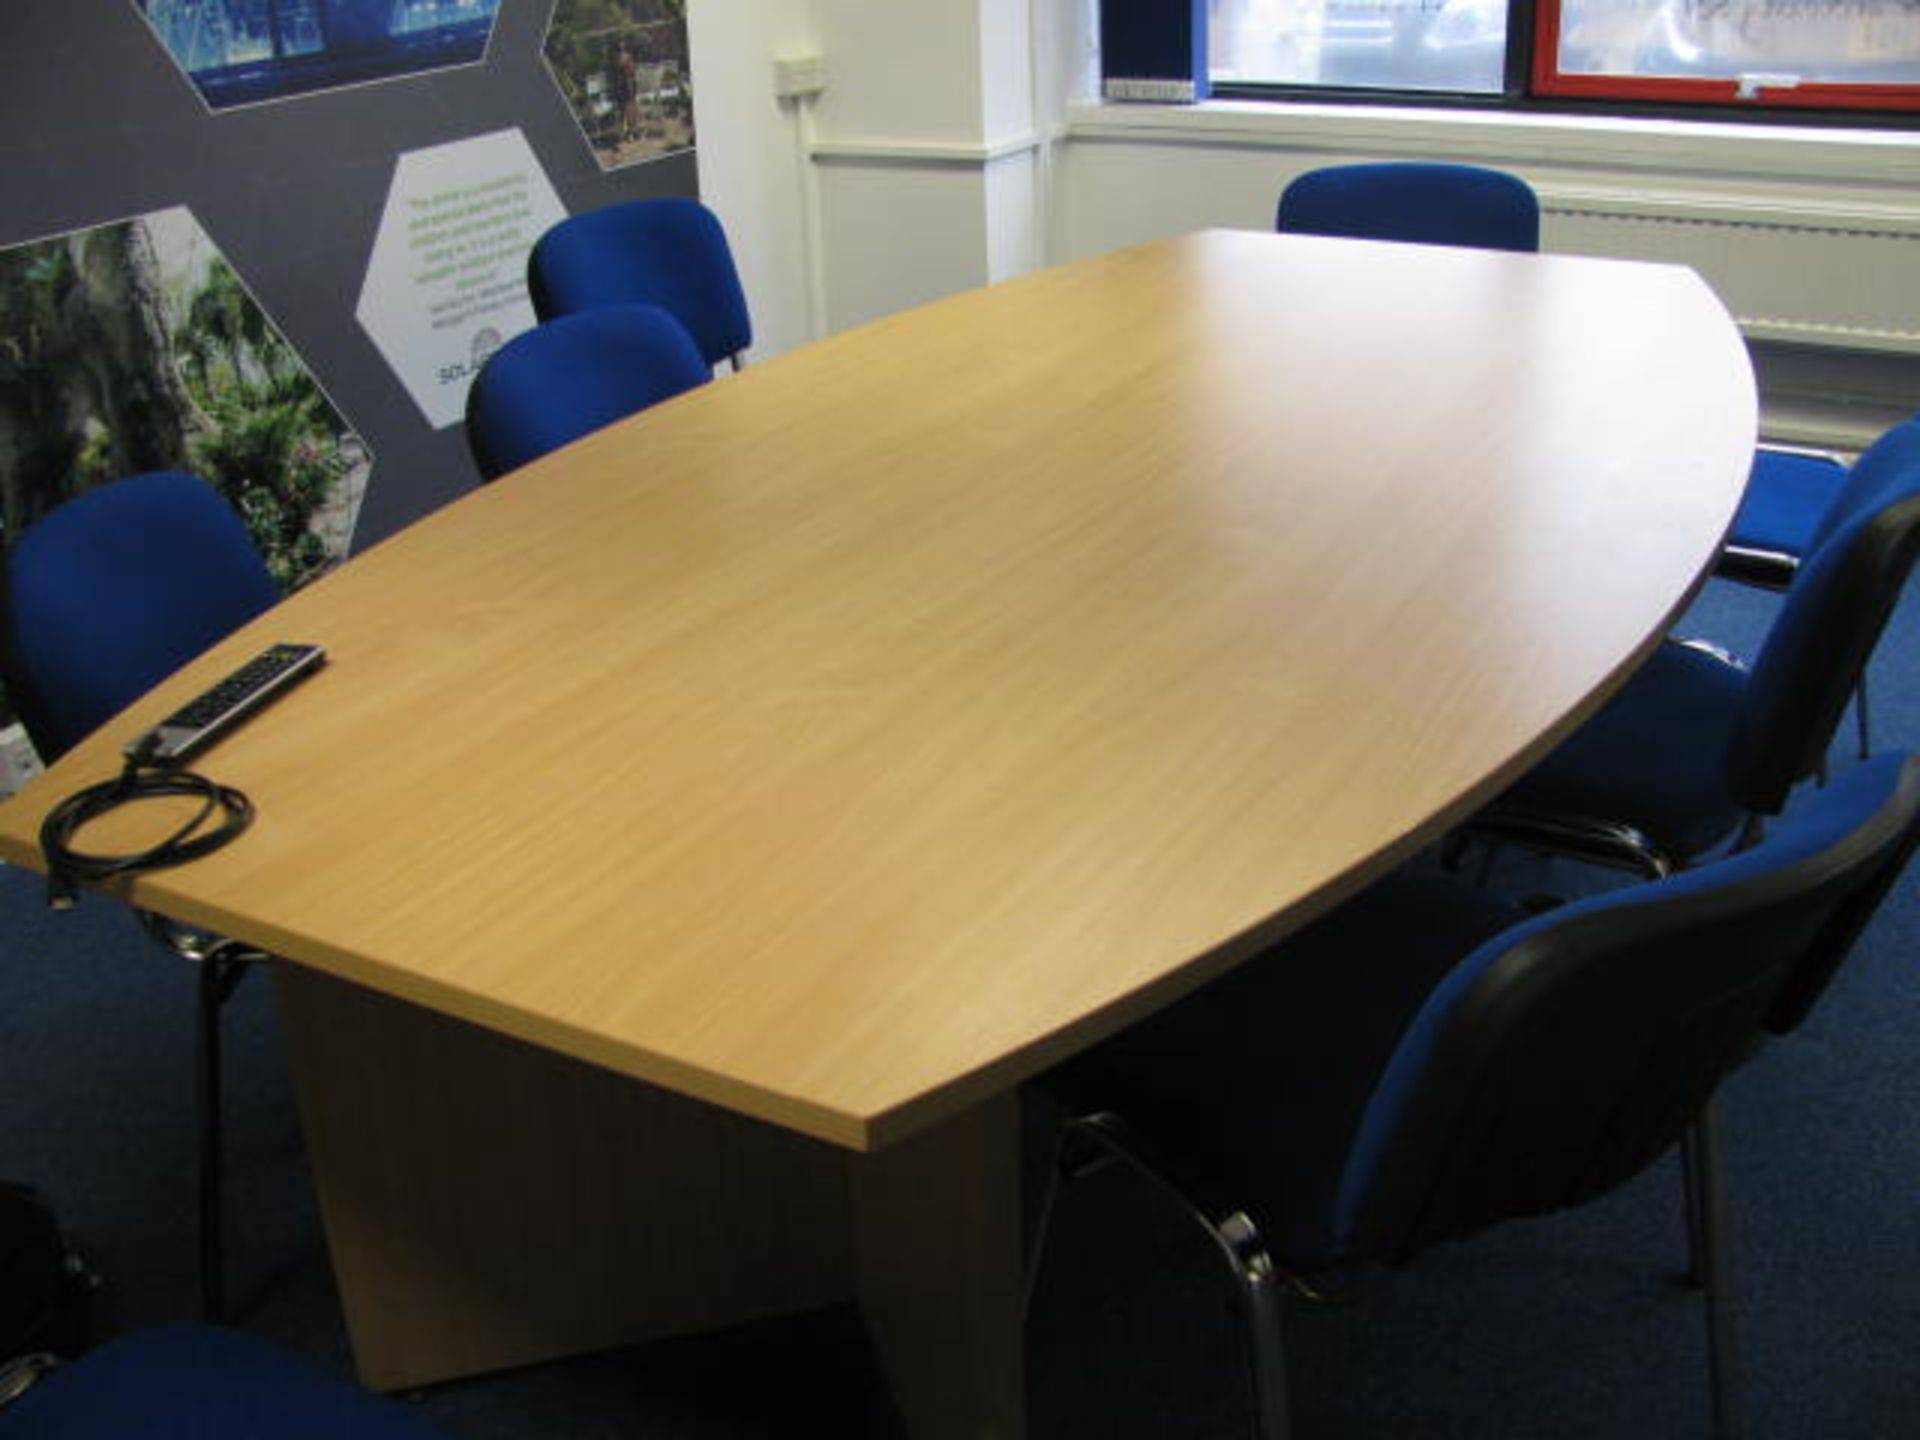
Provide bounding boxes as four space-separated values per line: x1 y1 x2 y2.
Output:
0 206 373 726
135 0 503 111
544 0 695 172
356 128 568 429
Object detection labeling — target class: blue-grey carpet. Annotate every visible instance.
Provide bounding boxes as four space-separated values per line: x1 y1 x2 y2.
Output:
4 571 1917 1437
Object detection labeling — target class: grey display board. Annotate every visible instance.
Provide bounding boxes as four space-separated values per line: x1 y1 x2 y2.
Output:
0 0 697 551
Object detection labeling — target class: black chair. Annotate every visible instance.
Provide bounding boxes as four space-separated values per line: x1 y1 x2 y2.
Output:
1276 161 1540 253
1036 750 1920 1440
464 304 711 482
1475 414 1920 878
0 471 281 1321
528 197 753 372
0 1325 452 1438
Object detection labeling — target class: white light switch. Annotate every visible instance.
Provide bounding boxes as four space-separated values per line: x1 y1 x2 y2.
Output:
774 54 827 100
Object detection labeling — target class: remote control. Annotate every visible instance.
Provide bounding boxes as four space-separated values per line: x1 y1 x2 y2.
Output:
127 642 328 765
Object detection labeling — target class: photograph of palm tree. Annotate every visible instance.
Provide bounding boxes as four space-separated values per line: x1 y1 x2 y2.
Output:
543 0 693 172
0 206 370 587
0 208 370 729
135 0 502 111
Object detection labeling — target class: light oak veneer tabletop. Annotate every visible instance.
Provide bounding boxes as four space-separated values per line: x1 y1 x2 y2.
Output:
0 229 1756 1152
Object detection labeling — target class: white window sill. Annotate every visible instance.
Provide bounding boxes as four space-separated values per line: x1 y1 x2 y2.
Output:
1065 98 1920 189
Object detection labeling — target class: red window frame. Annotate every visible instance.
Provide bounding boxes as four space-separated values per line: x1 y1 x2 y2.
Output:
1531 0 1920 113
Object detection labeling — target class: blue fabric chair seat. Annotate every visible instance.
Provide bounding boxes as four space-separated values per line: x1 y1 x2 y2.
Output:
1503 642 1749 864
1726 448 1847 563
1050 874 1520 1270
0 1326 449 1438
1038 752 1920 1440
1476 416 1920 877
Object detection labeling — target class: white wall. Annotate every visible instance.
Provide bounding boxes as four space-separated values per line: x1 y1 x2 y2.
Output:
686 0 1069 347
691 1 1919 446
690 0 1076 352
687 0 821 359
1051 100 1920 445
802 0 1048 331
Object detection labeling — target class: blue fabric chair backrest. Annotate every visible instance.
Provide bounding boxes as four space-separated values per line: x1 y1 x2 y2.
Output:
464 304 711 482
1276 162 1541 253
527 198 752 369
1337 750 1920 1265
1804 412 1920 555
1727 417 1920 817
0 471 279 762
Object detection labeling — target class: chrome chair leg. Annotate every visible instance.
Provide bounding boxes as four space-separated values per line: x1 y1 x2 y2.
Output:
1217 1211 1291 1440
1679 1126 1706 1290
142 915 264 1324
1053 1112 1294 1440
194 952 249 1324
1683 1101 1747 1440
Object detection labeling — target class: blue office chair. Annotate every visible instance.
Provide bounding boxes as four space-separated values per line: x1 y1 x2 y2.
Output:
1474 415 1920 878
0 1325 451 1438
1037 750 1920 1440
1276 161 1541 253
0 470 282 1323
1 472 279 762
464 304 712 482
1715 417 1920 758
1719 445 1853 591
528 197 753 372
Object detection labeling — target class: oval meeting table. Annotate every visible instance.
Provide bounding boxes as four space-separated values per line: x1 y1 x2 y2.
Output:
0 229 1756 1438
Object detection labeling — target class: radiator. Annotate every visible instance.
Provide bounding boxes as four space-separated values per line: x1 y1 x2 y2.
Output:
1544 188 1920 357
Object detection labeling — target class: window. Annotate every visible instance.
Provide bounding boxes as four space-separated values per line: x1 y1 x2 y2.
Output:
1205 0 1920 115
1536 0 1920 111
1211 0 1509 94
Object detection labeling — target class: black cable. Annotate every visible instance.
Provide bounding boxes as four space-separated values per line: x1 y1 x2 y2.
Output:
38 756 253 910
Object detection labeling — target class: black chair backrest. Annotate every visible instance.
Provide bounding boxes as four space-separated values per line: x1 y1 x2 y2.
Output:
1339 751 1920 1266
1728 417 1920 817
